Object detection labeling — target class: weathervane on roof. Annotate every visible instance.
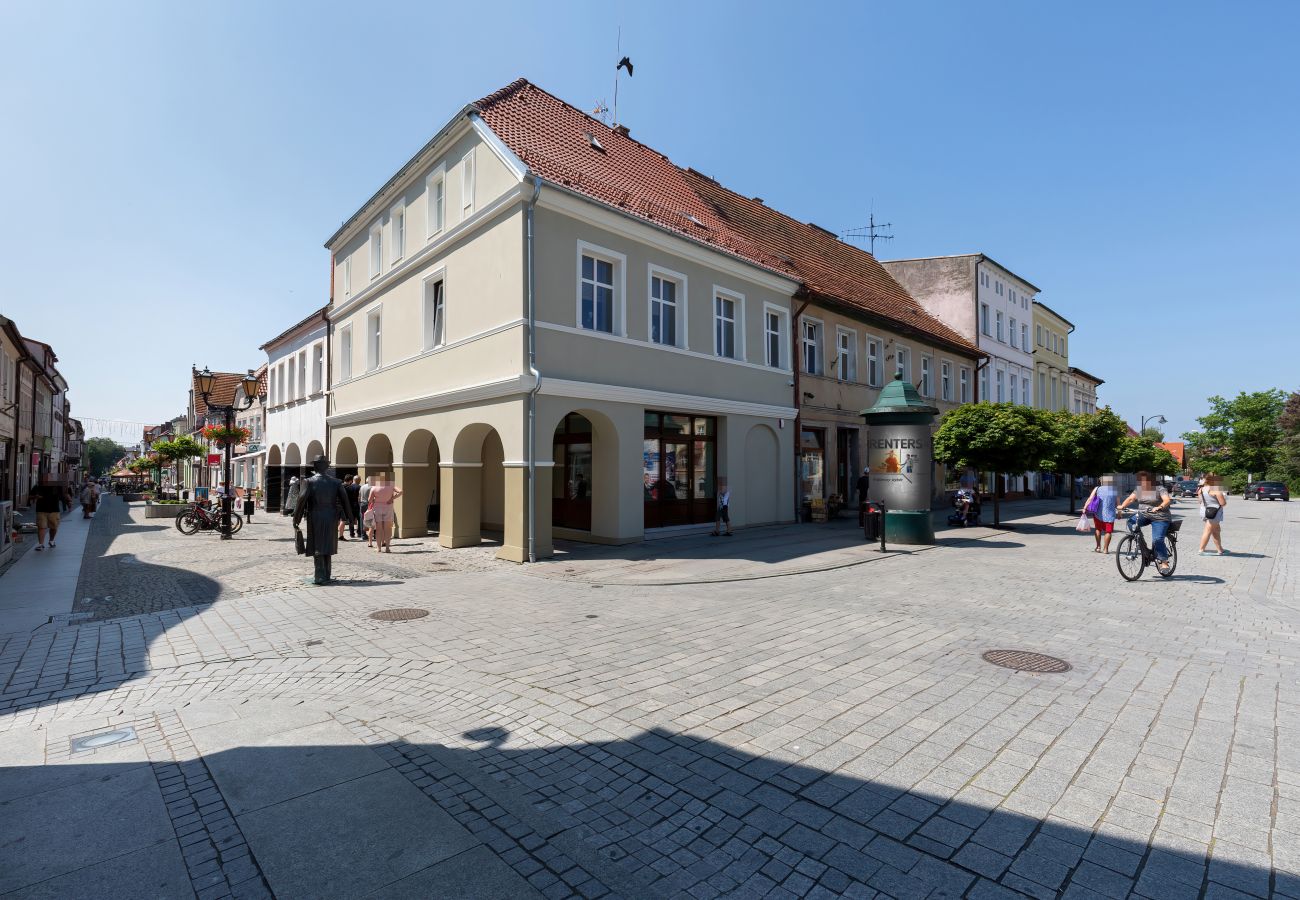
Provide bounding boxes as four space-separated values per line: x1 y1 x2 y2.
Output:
841 210 894 256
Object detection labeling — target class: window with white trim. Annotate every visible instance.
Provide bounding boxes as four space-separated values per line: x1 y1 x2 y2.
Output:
297 352 307 399
1021 323 1029 351
866 337 882 387
423 276 446 350
1039 372 1047 407
461 150 475 217
980 304 990 335
835 328 856 382
764 309 783 368
1037 324 1044 346
312 344 323 394
267 367 275 405
919 355 932 397
287 358 295 401
1009 372 1018 405
426 168 445 238
1009 316 1017 345
339 325 353 381
1022 377 1030 406
390 203 405 265
366 308 382 372
895 345 911 382
369 222 382 279
996 369 1005 403
340 255 351 298
960 367 971 403
979 366 989 401
941 361 952 401
715 293 738 359
801 319 822 375
1050 375 1058 410
580 253 616 333
995 310 1004 342
650 273 679 347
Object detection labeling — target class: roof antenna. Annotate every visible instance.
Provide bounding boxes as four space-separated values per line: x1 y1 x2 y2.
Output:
841 207 894 256
613 27 633 126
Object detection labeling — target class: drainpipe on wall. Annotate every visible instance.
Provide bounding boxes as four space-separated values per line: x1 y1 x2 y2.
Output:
526 177 544 563
790 293 812 523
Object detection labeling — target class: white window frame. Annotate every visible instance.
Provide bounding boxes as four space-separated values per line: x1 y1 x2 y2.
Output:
312 343 323 394
390 201 405 266
1022 376 1030 406
339 325 353 381
980 303 990 335
960 367 971 403
366 305 382 372
286 358 296 401
646 264 687 349
297 351 307 399
461 149 475 218
1037 324 1044 346
422 268 447 351
919 355 933 397
340 255 351 298
1009 372 1018 405
576 241 626 336
1021 323 1029 352
895 344 911 382
368 221 382 279
713 286 745 360
940 360 953 402
425 165 446 239
835 326 857 382
1009 316 1017 345
866 336 883 387
762 302 787 369
801 316 824 375
995 310 1004 342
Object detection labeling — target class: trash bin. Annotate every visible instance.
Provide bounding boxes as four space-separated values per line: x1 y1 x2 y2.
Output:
862 502 882 541
243 498 255 518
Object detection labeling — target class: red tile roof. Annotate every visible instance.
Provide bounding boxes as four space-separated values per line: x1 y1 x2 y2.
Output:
191 370 246 419
474 79 979 358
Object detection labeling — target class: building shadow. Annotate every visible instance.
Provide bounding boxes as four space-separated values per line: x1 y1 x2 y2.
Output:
0 725 1284 899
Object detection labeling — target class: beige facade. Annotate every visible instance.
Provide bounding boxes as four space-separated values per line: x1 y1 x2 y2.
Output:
1032 300 1073 411
327 118 799 561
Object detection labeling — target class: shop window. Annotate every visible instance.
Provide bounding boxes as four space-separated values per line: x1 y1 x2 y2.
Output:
643 411 716 528
800 428 825 504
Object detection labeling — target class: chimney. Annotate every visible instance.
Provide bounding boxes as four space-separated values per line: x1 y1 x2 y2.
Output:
613 124 630 138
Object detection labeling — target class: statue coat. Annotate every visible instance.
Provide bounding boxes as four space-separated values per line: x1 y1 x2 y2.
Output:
293 473 351 557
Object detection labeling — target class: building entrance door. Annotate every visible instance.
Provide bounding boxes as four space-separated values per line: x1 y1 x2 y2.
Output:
553 414 593 531
643 412 716 529
836 428 854 500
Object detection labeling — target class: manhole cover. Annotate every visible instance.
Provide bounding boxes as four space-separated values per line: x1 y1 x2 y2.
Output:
585 614 598 619
70 727 137 753
369 608 430 621
982 650 1071 673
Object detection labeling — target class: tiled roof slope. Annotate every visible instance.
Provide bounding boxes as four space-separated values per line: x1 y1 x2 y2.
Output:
475 80 797 280
475 79 979 358
191 370 245 419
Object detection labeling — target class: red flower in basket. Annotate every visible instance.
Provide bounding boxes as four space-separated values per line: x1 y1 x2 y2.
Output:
203 424 251 445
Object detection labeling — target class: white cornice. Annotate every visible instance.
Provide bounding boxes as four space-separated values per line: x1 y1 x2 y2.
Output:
540 377 795 421
538 187 800 297
331 184 527 321
327 375 532 427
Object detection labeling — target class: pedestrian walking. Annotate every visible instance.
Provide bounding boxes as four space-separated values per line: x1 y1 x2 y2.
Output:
342 474 361 539
368 474 401 553
711 478 732 537
28 478 72 551
79 477 100 519
283 476 300 516
1197 473 1229 555
1084 475 1119 554
856 467 871 526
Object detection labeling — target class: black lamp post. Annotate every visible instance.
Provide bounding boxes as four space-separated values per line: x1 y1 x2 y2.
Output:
1140 414 1167 437
196 367 260 540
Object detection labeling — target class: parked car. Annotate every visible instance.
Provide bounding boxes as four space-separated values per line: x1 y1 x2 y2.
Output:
1172 481 1199 498
1245 481 1290 501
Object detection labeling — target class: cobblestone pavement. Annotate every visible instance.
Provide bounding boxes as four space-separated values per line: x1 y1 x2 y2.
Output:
1 496 1297 898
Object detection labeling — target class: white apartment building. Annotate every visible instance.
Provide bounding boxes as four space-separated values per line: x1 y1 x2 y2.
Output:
262 307 329 512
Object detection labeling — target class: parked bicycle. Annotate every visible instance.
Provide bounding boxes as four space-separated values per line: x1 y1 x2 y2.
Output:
175 502 243 536
1115 516 1180 581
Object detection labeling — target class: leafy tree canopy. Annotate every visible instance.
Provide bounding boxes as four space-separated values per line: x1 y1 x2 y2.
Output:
933 403 1056 476
1048 408 1128 478
1116 436 1179 476
85 437 127 476
1139 426 1165 443
1182 389 1285 479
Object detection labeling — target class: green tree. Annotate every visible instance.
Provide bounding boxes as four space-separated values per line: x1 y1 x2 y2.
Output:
1116 436 1179 476
1271 390 1300 490
152 435 206 490
85 437 127 476
933 403 1056 526
1048 408 1129 513
1182 389 1286 490
1139 425 1165 443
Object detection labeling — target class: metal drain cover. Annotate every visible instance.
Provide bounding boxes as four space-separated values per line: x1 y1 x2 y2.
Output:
982 649 1071 673
70 727 137 753
369 608 430 621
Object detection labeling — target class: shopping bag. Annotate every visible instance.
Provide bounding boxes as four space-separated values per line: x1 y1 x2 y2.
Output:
1075 512 1093 533
294 526 306 555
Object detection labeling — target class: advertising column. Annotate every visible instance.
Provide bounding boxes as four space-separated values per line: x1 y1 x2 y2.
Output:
860 374 937 544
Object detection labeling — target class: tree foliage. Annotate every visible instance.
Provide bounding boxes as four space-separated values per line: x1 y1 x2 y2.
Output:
933 403 1056 525
1116 436 1179 476
152 436 206 487
1272 390 1300 489
1139 426 1165 443
1049 408 1128 478
85 437 127 476
1182 389 1286 490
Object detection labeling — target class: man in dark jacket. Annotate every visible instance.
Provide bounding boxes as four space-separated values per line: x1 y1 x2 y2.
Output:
343 474 361 538
293 456 352 585
856 467 871 525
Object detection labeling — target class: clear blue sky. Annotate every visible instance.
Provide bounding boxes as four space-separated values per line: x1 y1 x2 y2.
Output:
2 0 1296 443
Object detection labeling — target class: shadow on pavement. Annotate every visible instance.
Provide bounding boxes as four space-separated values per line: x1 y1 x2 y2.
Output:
0 725 1282 899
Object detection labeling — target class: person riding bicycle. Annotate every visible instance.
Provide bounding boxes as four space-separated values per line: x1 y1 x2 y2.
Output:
1117 471 1174 572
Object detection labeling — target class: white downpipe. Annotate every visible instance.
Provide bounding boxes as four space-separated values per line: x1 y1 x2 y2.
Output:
526 177 543 563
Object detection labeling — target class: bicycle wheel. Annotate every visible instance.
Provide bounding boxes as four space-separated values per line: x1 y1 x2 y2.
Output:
1156 540 1178 578
176 511 200 535
1115 535 1146 581
219 513 243 535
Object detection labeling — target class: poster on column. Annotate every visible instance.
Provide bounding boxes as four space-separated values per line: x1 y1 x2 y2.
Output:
867 425 932 511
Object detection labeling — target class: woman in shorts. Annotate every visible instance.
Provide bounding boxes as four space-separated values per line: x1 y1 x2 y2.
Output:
1084 475 1119 554
1197 473 1228 555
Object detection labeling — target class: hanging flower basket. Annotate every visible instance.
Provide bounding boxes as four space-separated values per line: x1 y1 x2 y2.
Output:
203 425 251 445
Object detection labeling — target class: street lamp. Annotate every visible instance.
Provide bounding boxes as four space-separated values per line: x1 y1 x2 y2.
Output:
197 366 260 540
1140 414 1167 436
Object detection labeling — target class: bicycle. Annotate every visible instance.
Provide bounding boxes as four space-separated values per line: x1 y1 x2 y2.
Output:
175 502 243 536
1115 515 1180 581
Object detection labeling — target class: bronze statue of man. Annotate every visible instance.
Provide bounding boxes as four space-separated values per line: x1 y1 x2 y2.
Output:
293 455 352 585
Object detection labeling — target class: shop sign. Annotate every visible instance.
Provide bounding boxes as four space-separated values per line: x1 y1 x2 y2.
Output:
207 453 221 465
866 424 933 511
245 441 261 453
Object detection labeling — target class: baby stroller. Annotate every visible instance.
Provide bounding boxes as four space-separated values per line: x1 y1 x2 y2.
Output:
948 489 981 527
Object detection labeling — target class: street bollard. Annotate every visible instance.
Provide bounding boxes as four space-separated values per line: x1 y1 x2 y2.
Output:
862 501 888 553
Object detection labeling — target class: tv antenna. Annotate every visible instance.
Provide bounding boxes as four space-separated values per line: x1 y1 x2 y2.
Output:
841 212 894 256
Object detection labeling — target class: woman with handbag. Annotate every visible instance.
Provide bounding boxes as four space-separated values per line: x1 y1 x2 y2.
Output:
1197 474 1228 555
1084 475 1119 554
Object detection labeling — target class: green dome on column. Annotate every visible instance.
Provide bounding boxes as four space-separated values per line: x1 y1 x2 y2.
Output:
861 373 940 418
